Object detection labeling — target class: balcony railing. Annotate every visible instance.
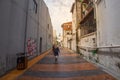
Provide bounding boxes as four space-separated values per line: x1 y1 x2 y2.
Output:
81 0 94 22
80 7 94 24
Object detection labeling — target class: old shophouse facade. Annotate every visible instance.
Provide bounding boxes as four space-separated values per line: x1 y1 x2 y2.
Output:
79 0 97 61
71 0 120 77
62 22 72 49
70 0 81 52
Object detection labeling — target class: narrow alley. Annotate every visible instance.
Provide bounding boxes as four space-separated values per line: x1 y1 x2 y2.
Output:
1 0 120 80
15 48 116 80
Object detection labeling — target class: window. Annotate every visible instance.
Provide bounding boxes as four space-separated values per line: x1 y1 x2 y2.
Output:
68 26 70 28
39 37 42 53
33 0 37 13
48 24 49 29
66 32 70 35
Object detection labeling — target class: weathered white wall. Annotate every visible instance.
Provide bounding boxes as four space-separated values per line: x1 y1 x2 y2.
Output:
96 0 120 47
63 30 67 48
98 53 120 73
93 0 120 77
63 37 68 48
80 32 96 48
63 31 72 48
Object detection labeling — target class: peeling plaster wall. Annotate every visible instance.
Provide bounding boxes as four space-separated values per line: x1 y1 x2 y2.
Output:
79 0 120 76
96 0 120 47
95 0 120 75
80 33 96 48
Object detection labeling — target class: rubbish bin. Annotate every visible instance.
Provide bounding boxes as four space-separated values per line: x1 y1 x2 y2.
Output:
17 53 28 70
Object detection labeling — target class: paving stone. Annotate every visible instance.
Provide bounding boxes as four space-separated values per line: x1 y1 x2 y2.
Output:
22 70 106 78
37 56 87 64
16 48 117 80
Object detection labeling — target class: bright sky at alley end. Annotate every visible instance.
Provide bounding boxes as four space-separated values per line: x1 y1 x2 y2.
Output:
44 0 74 36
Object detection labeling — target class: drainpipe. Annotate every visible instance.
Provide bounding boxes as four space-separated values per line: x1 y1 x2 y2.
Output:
24 0 29 54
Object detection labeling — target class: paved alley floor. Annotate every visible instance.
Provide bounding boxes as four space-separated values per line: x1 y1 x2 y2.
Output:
16 48 116 80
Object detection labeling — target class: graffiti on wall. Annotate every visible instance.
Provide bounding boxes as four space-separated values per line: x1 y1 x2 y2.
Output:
27 38 37 56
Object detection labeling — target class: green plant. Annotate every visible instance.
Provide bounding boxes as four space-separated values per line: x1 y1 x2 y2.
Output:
92 48 98 55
